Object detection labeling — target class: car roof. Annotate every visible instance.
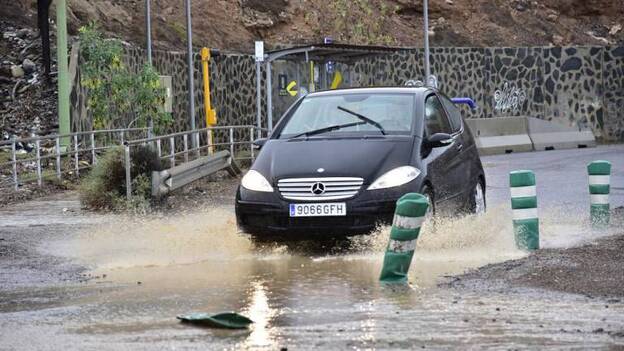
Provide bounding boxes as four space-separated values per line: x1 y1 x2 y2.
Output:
307 86 432 97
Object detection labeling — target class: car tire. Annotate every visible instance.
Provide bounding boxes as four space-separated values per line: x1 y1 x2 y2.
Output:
468 179 486 214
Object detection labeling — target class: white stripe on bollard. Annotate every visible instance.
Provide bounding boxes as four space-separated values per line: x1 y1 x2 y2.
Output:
512 208 538 220
387 239 418 253
510 185 536 198
392 215 425 229
588 175 610 185
590 194 609 204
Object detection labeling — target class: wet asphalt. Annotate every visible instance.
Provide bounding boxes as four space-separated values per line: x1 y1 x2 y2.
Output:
0 145 623 350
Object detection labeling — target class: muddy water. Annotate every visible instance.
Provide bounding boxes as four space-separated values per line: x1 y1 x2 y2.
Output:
22 204 622 349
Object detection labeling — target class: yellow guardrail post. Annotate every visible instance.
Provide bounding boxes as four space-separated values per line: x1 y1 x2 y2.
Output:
201 47 217 154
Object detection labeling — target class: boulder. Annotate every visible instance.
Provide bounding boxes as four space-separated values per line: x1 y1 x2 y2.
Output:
16 28 32 39
22 59 37 74
11 65 24 78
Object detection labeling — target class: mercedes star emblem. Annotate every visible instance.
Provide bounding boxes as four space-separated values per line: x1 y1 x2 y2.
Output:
311 182 326 195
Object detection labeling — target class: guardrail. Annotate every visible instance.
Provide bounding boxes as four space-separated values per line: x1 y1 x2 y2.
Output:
123 125 265 199
151 150 241 198
0 127 152 190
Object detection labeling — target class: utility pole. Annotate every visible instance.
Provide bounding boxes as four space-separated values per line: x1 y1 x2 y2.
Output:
56 0 70 144
185 0 197 146
37 0 52 82
145 0 153 136
145 0 152 66
423 0 431 84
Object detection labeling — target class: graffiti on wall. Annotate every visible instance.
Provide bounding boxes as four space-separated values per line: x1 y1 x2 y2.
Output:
494 82 526 113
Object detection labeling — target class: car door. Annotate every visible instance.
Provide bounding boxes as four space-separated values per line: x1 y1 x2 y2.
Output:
439 94 474 203
421 93 464 210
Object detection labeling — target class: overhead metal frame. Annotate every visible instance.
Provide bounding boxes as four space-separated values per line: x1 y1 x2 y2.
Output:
259 43 407 135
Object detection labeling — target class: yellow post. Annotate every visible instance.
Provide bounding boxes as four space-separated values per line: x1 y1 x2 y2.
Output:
309 60 315 92
201 47 217 154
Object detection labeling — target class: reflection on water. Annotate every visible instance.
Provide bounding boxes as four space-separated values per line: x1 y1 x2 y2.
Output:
240 282 278 349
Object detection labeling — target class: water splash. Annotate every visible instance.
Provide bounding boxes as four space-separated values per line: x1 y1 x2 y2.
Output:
46 207 256 270
43 202 612 278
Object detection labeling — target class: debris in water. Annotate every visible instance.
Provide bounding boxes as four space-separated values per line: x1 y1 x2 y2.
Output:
177 312 253 329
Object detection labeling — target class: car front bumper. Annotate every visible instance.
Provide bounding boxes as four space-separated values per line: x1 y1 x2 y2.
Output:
235 182 421 236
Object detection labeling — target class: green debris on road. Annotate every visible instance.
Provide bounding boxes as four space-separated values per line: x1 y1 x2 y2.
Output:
177 312 253 329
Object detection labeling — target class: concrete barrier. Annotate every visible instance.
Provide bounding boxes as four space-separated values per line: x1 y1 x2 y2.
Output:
465 117 533 155
527 117 596 151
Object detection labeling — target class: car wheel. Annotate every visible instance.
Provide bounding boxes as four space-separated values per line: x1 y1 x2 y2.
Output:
470 180 486 214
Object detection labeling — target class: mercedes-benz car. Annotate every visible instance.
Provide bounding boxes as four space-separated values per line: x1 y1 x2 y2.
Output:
235 87 485 236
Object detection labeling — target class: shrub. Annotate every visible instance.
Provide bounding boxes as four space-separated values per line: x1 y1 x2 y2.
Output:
80 145 163 211
79 146 125 209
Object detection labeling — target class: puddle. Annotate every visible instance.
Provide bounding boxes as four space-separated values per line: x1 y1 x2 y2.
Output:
23 202 624 349
4 146 624 349
44 202 616 288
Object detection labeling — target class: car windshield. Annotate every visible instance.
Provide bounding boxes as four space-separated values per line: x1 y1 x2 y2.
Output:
278 93 415 139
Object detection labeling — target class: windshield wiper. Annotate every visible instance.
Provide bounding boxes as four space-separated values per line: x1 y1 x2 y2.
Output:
337 106 386 135
289 121 366 140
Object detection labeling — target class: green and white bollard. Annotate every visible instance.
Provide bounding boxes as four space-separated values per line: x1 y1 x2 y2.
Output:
379 193 429 283
510 170 539 251
587 160 611 227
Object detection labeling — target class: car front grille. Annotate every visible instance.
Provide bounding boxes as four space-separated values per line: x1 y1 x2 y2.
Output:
277 177 364 201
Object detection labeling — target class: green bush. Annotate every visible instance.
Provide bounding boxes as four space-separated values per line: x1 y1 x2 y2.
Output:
80 145 163 212
79 146 125 209
79 23 173 133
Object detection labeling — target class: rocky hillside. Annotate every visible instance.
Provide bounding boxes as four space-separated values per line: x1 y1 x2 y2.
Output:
0 0 622 140
3 0 623 52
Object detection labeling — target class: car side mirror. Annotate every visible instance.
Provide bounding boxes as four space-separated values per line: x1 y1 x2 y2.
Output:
253 138 267 150
425 133 453 148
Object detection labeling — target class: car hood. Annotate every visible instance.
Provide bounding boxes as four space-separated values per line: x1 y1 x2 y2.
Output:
253 137 415 184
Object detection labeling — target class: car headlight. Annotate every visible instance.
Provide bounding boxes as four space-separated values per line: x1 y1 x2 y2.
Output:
241 170 274 192
367 166 421 190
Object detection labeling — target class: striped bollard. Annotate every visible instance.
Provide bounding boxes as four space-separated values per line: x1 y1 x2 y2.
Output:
587 160 611 227
379 193 429 283
510 170 539 251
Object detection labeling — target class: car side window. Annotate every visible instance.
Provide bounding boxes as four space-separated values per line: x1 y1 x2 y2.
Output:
424 94 452 137
439 94 462 133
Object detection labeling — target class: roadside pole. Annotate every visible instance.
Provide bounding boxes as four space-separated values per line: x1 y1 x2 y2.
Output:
266 60 273 132
145 0 154 139
380 193 429 283
587 160 611 227
185 0 197 147
56 0 70 146
255 41 264 139
201 48 217 154
510 170 539 251
423 0 431 83
145 0 152 66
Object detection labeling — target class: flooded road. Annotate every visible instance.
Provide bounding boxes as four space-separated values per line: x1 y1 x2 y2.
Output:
1 146 624 349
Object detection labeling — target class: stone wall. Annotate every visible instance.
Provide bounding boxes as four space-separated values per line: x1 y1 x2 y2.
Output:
74 45 624 141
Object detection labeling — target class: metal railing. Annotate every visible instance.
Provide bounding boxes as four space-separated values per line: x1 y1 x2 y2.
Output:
0 125 266 195
123 125 265 199
0 128 152 190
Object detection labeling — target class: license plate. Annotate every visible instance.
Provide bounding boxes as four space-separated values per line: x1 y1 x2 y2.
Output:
289 203 347 217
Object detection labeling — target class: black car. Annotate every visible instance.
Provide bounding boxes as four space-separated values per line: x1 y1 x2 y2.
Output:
235 87 485 236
